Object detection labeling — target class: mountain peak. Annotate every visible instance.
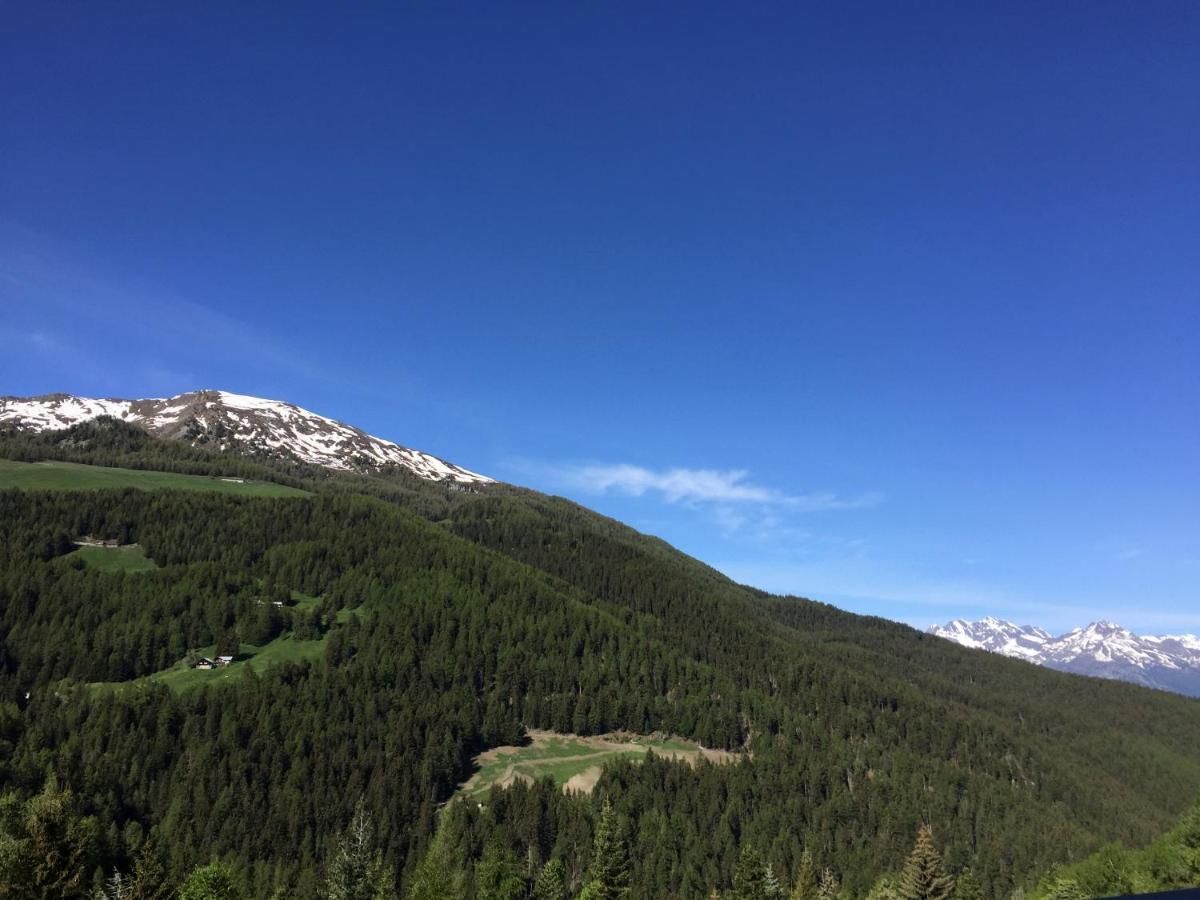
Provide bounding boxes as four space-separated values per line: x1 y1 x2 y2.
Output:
0 390 493 484
928 617 1200 697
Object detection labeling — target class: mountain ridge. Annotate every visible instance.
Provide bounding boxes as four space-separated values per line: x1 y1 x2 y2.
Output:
929 616 1200 697
0 389 492 484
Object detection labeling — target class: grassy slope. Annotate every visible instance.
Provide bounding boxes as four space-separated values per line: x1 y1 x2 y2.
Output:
89 599 351 694
459 733 713 799
92 633 328 693
0 459 309 497
66 544 159 573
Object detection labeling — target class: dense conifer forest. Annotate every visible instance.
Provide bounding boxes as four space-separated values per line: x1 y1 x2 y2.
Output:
1031 796 1200 899
1 420 1199 898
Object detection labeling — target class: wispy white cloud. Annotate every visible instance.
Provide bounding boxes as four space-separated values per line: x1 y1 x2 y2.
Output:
547 462 883 511
0 219 383 400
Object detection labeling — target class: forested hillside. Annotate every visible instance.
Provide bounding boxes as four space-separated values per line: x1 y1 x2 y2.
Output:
1032 796 1200 899
1 421 1198 898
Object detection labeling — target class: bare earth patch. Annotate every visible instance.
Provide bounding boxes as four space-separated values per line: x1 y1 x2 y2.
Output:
562 765 604 794
458 729 739 800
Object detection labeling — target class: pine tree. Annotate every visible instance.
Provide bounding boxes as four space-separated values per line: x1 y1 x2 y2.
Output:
126 842 172 900
898 826 955 900
733 846 770 900
475 841 525 900
955 870 983 900
765 864 786 900
533 859 568 900
581 799 630 900
324 804 391 900
790 850 818 900
407 829 465 900
178 862 243 900
816 867 840 900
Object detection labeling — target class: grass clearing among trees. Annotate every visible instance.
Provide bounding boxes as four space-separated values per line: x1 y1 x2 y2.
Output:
457 729 737 799
0 458 310 497
64 543 159 573
90 633 328 694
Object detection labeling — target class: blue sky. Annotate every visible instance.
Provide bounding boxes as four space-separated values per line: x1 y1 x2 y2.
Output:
3 2 1197 633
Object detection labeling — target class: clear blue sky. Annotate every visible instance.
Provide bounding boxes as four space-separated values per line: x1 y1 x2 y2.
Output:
3 2 1197 633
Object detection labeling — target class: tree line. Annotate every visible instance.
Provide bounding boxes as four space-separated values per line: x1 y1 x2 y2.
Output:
2 775 1014 900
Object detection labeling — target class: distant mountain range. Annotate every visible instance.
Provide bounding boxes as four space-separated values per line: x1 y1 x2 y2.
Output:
929 617 1200 697
0 390 492 484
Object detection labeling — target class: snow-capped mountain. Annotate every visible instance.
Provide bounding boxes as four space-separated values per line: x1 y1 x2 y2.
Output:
927 616 1053 661
929 618 1200 697
0 391 493 484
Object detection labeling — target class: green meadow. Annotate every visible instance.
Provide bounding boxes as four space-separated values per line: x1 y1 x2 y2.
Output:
88 600 356 694
91 633 328 694
67 544 159 573
0 459 309 497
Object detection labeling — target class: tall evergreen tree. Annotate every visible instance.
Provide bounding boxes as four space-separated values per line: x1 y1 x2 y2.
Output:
406 830 465 900
790 850 818 900
125 843 172 900
733 846 770 900
898 826 955 900
324 804 391 900
581 799 630 900
532 859 568 900
474 841 525 900
764 864 786 900
532 864 568 900
954 870 982 900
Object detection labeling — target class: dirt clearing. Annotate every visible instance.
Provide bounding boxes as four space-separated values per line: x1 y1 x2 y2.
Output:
458 729 739 799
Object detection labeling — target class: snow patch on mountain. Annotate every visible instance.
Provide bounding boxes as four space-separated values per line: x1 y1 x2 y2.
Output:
928 617 1200 697
0 390 493 484
927 616 1049 660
